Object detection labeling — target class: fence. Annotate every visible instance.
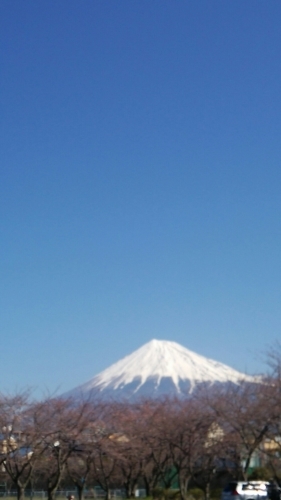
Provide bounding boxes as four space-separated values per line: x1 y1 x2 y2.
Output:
1 490 127 499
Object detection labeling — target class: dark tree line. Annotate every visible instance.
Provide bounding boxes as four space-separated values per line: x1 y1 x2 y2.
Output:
1 348 281 500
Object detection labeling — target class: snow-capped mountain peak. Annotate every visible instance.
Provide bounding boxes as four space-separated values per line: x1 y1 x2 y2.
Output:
64 339 257 401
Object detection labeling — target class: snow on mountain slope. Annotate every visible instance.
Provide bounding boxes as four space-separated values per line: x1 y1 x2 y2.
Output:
64 339 257 401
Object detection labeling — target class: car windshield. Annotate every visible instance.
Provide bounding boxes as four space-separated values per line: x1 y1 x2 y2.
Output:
242 484 267 491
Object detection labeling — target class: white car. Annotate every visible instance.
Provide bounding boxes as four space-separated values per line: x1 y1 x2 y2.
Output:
222 481 270 500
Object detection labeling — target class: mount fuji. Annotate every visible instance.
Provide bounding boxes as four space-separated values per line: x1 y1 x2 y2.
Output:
64 339 258 401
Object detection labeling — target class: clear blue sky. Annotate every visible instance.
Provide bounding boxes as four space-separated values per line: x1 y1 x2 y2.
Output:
1 1 281 397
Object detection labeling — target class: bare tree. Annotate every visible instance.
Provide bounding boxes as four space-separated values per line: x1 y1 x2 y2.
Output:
0 393 48 500
66 402 111 500
158 398 219 500
259 343 281 483
110 402 148 498
33 397 93 500
138 399 178 495
90 436 120 500
207 381 270 480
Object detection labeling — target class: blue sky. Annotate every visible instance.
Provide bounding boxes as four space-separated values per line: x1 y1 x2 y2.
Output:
1 1 281 397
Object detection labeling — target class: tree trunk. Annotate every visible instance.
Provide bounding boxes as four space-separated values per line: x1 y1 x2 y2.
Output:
47 488 57 500
16 484 25 500
143 478 151 498
124 481 137 499
47 475 62 500
204 483 211 500
179 475 190 500
76 483 84 500
47 458 65 500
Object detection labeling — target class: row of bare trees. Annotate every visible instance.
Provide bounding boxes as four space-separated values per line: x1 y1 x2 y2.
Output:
1 351 281 500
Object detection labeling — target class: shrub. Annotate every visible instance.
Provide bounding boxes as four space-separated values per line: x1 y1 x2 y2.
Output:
248 467 272 481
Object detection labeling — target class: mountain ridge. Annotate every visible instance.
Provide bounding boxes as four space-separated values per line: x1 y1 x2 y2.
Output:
64 339 258 401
